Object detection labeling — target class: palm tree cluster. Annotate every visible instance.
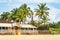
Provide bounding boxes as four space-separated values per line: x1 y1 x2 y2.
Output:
0 3 50 27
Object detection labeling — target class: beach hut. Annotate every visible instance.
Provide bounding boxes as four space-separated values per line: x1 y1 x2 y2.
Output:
0 23 18 34
18 24 38 34
0 20 37 35
0 20 20 35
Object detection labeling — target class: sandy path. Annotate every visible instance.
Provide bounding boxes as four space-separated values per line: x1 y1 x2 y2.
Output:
0 35 60 40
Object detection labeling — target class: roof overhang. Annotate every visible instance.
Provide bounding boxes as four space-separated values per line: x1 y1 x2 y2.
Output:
0 23 37 28
0 23 17 27
19 24 37 28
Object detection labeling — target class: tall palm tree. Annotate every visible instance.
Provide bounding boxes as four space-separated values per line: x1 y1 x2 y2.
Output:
18 4 30 24
35 3 49 26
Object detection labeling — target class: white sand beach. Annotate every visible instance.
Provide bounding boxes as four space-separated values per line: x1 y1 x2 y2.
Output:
0 35 60 40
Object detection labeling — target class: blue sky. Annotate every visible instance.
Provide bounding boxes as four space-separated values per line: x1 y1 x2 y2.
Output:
0 0 60 22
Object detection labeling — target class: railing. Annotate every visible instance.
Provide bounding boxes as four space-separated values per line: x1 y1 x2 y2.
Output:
0 30 14 33
0 30 50 35
19 30 37 32
18 30 38 35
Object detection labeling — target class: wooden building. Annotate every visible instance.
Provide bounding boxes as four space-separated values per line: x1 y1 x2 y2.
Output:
0 20 38 35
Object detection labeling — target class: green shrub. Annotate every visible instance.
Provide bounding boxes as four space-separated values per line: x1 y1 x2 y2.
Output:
49 28 60 34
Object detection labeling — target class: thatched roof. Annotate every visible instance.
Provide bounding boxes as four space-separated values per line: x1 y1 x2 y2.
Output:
0 23 17 27
0 22 37 28
19 24 37 28
0 23 12 27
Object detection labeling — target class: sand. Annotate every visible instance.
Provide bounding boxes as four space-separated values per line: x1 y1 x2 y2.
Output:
0 35 60 40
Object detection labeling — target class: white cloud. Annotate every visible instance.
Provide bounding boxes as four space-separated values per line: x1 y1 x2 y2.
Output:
0 0 7 3
0 0 60 4
43 0 60 3
48 6 60 22
56 17 60 22
15 0 60 3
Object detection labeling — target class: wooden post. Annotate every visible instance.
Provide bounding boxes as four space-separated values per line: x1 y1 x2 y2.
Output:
33 28 34 32
1 27 2 30
33 28 34 34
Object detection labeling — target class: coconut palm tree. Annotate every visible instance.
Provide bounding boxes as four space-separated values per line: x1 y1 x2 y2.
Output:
35 3 49 26
1 12 10 20
18 3 30 24
10 8 18 22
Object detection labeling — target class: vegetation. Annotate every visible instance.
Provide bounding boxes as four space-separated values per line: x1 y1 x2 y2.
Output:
0 3 49 25
49 21 60 34
0 12 10 20
0 3 60 34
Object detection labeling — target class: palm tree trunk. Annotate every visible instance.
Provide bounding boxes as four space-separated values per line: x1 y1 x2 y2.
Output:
31 16 33 24
31 12 34 24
